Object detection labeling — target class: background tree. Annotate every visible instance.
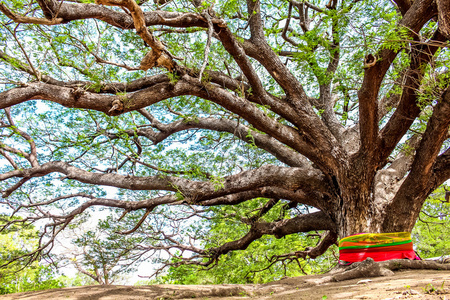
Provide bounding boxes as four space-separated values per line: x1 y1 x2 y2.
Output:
0 0 449 276
65 217 142 285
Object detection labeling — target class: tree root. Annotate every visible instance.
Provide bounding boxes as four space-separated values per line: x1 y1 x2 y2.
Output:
309 258 450 285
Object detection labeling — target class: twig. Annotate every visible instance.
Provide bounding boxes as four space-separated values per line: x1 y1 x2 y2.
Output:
198 10 214 81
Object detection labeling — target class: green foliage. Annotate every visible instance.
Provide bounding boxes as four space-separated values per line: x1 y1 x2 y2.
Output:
158 236 337 284
412 185 450 259
0 265 65 295
57 274 96 287
0 215 64 294
156 200 337 284
168 72 180 84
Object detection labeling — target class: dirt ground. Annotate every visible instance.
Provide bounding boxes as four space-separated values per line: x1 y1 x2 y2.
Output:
2 269 450 300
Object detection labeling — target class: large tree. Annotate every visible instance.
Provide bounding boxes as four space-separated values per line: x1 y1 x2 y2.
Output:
0 0 449 272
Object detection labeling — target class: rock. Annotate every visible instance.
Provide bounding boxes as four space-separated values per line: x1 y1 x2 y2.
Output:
357 279 373 284
402 289 419 295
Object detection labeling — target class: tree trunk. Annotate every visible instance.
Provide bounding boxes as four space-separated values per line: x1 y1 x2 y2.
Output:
331 157 422 238
336 195 420 238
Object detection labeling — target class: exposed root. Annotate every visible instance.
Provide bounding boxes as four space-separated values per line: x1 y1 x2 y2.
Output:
309 258 450 285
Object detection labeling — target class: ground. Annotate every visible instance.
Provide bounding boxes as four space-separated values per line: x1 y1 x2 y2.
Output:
2 269 450 300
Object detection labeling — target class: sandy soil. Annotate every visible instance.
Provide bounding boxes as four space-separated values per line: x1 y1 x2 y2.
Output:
1 270 450 300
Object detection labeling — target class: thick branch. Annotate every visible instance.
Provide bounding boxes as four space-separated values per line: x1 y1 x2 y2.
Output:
393 0 411 15
204 211 334 265
246 0 265 41
1 161 327 201
357 0 437 158
198 186 324 208
214 20 266 98
432 147 450 185
316 15 344 141
126 115 310 168
383 86 450 231
437 0 450 39
0 4 63 25
241 40 343 173
377 30 446 167
30 1 212 30
270 230 337 262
